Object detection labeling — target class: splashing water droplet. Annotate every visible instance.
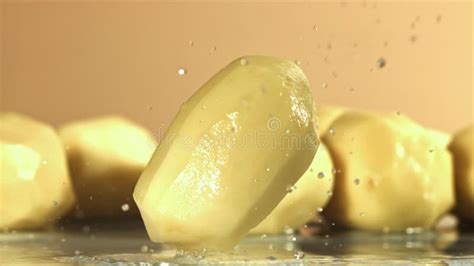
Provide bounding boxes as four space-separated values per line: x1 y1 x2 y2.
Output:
294 251 305 259
377 57 386 68
121 204 130 212
286 185 296 193
140 245 149 253
284 226 294 235
178 68 187 76
317 172 326 179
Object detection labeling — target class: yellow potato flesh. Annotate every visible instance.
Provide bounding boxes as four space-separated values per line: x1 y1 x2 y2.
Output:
250 143 334 235
323 111 454 231
0 113 75 230
316 104 346 136
59 116 156 218
134 56 318 250
449 125 474 222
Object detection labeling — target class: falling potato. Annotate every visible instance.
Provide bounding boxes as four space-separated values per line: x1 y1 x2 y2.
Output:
134 56 318 250
250 143 334 235
323 111 454 231
449 125 473 222
59 116 156 219
0 113 75 230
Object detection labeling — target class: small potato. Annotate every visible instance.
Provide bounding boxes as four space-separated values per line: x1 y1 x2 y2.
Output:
250 143 334 235
0 113 75 230
323 111 454 231
59 116 156 219
449 125 473 222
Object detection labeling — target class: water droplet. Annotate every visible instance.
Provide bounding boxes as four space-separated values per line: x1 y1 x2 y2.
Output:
291 236 297 241
359 212 365 217
201 105 207 110
349 87 355 92
61 237 67 243
321 83 328 88
89 196 93 201
354 178 360 185
121 203 130 212
331 222 336 226
74 250 82 256
429 149 434 153
286 185 296 193
328 128 336 134
327 190 333 197
140 245 149 253
178 68 186 76
286 129 291 134
436 14 442 23
260 234 267 239
410 35 418 43
377 57 386 68
82 225 91 233
294 251 305 259
189 40 194 46
266 167 270 172
284 226 294 235
240 58 248 65
317 172 326 179
209 46 217 54
52 201 58 206
267 256 277 260
317 207 323 213
42 160 47 165
294 59 301 66
312 25 318 31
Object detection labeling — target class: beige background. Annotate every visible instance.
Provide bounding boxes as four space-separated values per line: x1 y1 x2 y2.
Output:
0 1 472 135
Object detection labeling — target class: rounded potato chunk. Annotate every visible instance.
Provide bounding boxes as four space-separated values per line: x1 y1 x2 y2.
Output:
323 111 454 231
0 113 75 230
250 143 334 235
59 116 156 219
133 56 318 250
449 125 473 222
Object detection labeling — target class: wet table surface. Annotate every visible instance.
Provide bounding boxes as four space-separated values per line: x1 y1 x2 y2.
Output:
1 220 473 265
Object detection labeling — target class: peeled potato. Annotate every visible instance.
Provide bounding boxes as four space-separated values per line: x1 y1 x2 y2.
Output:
134 56 318 250
59 116 156 219
449 125 473 222
316 105 346 136
0 113 75 230
323 111 454 231
250 143 334 235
